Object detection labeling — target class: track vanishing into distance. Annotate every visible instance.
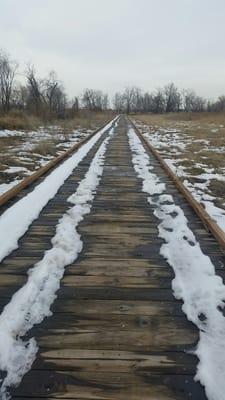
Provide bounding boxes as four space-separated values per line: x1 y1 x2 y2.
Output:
0 115 225 399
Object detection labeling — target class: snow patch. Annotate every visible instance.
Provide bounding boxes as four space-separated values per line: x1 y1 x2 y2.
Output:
0 180 22 196
4 166 30 174
128 126 225 400
0 121 117 398
0 118 117 262
139 121 225 236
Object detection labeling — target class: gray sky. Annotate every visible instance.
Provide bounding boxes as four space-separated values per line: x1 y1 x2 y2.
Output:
0 0 225 99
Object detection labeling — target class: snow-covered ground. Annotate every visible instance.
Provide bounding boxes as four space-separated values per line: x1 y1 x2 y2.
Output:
0 118 117 398
128 125 225 400
0 125 94 196
0 119 117 263
134 120 225 233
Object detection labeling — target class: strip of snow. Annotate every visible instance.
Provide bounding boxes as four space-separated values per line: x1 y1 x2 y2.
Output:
183 179 225 232
196 172 225 182
4 166 30 174
127 126 225 400
0 180 22 196
0 117 117 262
164 158 189 178
139 123 225 235
0 130 25 138
203 201 225 232
142 129 192 152
0 121 117 399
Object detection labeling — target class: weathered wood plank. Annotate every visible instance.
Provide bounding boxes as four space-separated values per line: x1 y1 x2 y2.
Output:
0 257 170 275
34 328 197 352
1 116 213 399
12 371 206 399
51 299 183 316
61 275 172 288
32 349 197 374
32 313 195 333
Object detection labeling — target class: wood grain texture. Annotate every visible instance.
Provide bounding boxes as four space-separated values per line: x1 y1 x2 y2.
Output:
2 116 223 399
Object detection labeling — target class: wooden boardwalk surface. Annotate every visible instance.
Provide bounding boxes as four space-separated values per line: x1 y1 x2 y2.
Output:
1 116 224 399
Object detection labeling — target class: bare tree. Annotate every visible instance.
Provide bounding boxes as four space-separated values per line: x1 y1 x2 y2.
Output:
43 71 59 115
71 96 79 112
151 89 166 114
52 85 67 118
164 83 181 113
182 89 196 112
182 89 207 112
122 87 134 114
102 93 109 110
210 96 225 112
43 71 67 117
116 87 142 114
3 48 223 120
25 64 44 115
192 96 206 112
131 87 143 113
142 92 153 113
82 89 108 111
10 84 28 110
0 49 18 113
113 92 124 113
82 89 95 110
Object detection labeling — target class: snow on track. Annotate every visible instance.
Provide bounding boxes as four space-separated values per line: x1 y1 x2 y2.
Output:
128 126 225 400
0 117 117 263
0 180 22 196
141 128 225 234
0 120 117 398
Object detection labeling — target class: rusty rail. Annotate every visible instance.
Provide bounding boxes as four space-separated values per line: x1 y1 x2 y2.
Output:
0 119 112 208
130 118 225 251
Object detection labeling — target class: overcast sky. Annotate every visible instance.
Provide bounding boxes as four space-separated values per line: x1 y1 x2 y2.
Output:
0 0 224 99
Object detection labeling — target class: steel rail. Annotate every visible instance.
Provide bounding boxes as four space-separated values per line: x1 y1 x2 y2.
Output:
130 118 225 251
0 118 113 208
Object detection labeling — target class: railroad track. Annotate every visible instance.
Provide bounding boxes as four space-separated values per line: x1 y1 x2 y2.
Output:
0 115 224 399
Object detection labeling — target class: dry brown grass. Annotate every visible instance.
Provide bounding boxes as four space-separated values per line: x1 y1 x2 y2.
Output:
56 110 114 132
209 180 225 198
135 112 225 206
32 140 58 157
136 112 225 125
0 110 41 130
199 151 225 169
0 110 114 132
0 110 115 190
136 112 225 149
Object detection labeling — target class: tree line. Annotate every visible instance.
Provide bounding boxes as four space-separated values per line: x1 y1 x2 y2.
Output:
113 85 225 114
0 49 109 119
0 49 225 118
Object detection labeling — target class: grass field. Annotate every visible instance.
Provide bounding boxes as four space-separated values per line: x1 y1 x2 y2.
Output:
133 112 225 230
0 111 113 195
